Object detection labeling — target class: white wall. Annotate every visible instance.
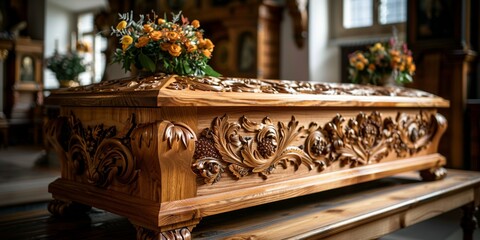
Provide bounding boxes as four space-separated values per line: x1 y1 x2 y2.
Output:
308 0 340 82
44 1 75 89
280 8 309 81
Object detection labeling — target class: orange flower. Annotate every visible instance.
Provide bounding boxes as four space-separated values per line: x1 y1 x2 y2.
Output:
203 38 214 51
191 20 200 28
116 20 127 30
186 42 197 53
168 43 182 57
368 63 376 71
406 56 413 64
143 24 153 33
149 31 162 41
135 36 150 48
157 18 165 24
202 49 212 58
167 31 179 42
408 64 416 74
355 62 365 70
160 42 171 51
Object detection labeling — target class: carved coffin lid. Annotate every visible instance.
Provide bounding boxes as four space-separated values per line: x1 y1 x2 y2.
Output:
45 74 449 108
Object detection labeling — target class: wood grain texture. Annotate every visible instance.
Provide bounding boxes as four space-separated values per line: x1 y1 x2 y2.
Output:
3 170 477 239
43 76 450 236
45 75 450 108
191 169 480 240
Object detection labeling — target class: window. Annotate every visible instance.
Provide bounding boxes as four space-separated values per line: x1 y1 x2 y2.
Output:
330 0 407 39
76 12 107 85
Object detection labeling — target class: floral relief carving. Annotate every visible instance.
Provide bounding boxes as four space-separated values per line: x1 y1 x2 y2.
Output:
62 74 437 99
65 113 139 187
193 111 442 184
167 76 437 98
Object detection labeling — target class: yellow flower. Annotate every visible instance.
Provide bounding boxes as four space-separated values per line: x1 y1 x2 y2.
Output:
122 43 129 52
143 24 153 33
121 35 133 45
157 18 165 24
135 36 150 48
116 20 127 30
355 62 365 70
168 43 182 57
149 31 162 41
368 63 376 71
191 20 200 28
371 43 384 52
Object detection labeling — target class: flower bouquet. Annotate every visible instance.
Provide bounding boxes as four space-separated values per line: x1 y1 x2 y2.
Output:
46 51 87 87
111 11 220 77
348 38 416 86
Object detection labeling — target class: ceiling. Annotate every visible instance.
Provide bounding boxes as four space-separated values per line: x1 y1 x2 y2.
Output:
48 0 108 12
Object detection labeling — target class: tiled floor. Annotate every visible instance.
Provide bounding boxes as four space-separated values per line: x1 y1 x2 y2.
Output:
0 145 478 239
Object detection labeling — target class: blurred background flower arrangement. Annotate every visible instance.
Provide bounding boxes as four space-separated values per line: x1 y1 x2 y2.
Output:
348 37 416 86
46 51 87 87
111 11 220 77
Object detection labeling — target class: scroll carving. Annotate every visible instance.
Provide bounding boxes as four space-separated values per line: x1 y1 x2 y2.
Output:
193 111 444 184
134 225 192 240
62 113 139 187
60 74 438 99
166 76 437 98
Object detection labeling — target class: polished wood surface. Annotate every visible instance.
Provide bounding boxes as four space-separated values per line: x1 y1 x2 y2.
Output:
45 75 449 107
43 76 450 238
1 170 478 240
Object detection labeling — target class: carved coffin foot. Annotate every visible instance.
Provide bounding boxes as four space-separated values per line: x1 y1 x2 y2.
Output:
419 167 447 181
48 199 91 217
134 225 192 240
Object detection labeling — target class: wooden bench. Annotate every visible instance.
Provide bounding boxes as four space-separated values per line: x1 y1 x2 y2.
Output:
1 169 478 239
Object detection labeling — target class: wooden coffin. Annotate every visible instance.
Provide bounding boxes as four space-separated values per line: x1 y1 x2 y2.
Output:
44 74 449 238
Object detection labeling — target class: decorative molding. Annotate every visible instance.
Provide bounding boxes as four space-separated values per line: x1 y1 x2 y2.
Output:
162 121 196 151
56 74 437 98
63 113 139 187
193 111 444 184
167 76 437 97
134 225 192 240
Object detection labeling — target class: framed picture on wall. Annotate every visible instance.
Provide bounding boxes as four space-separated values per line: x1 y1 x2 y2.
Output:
20 55 35 82
13 38 43 90
407 0 462 49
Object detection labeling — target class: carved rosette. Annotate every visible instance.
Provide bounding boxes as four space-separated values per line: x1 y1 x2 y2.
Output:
54 113 139 187
193 111 444 184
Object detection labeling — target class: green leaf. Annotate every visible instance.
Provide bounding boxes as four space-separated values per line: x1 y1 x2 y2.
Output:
182 60 192 74
203 65 222 77
139 53 155 72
